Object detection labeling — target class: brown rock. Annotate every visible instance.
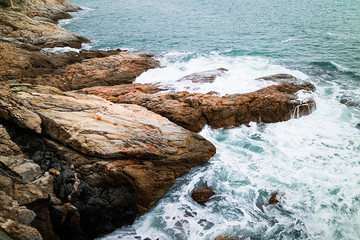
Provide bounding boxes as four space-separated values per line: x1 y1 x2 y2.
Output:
81 79 316 132
268 192 279 205
191 187 215 205
0 44 124 81
214 236 238 240
0 172 58 240
33 51 160 91
0 83 216 215
0 219 43 240
340 97 359 108
0 8 89 49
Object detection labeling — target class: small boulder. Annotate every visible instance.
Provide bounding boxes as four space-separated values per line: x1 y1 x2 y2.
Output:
340 97 359 108
256 73 297 83
214 236 238 240
177 68 228 83
268 192 279 205
191 187 215 205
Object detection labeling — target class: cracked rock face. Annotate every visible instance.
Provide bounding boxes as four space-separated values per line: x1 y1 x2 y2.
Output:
0 83 216 236
80 75 316 132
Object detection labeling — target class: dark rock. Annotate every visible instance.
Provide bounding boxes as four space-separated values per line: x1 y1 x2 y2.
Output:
177 68 228 83
4 121 137 239
256 73 297 83
268 192 279 205
191 187 215 205
340 97 359 108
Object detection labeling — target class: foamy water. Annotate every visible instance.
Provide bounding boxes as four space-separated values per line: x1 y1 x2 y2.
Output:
136 53 308 95
99 53 360 240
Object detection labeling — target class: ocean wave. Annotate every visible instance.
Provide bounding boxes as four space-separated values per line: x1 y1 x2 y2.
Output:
58 6 95 27
136 52 308 96
311 61 353 73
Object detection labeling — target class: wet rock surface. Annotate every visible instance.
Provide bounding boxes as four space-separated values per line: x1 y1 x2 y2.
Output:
268 192 280 205
81 79 316 132
340 97 359 109
177 68 228 83
191 187 215 205
214 236 238 240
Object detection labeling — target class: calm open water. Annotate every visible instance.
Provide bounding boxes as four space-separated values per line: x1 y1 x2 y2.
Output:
62 0 360 239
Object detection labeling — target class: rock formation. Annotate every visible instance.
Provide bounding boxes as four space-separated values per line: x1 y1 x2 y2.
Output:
80 79 316 132
32 51 160 91
191 187 215 205
0 83 216 238
0 6 88 50
0 0 159 85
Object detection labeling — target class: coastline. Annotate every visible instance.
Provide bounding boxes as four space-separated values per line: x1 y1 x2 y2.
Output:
0 1 317 239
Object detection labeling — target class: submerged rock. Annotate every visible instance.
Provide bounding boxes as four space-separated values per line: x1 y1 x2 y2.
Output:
191 187 215 205
81 79 316 132
256 73 298 83
340 97 359 108
177 68 228 83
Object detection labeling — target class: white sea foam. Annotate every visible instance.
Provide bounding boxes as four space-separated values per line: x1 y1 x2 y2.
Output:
42 46 81 53
281 37 296 43
58 7 95 27
41 43 93 53
136 52 308 96
330 61 351 72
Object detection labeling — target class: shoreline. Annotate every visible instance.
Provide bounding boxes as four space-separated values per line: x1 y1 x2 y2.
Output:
0 1 317 239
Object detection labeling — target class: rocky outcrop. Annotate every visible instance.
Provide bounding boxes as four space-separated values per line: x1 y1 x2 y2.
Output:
0 8 89 50
0 83 216 238
80 79 316 132
191 187 215 205
0 43 158 90
6 0 81 22
32 51 160 91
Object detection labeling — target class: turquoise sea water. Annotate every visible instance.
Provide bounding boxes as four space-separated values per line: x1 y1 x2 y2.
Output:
62 0 360 239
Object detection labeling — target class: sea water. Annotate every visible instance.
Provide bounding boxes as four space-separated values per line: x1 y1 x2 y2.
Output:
62 0 360 239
